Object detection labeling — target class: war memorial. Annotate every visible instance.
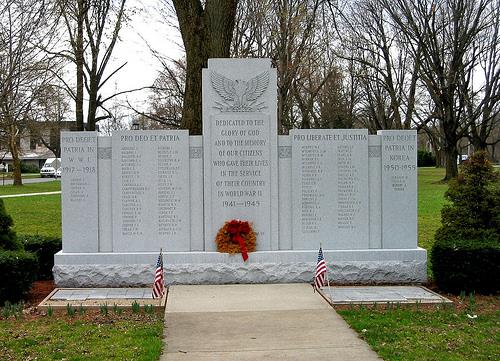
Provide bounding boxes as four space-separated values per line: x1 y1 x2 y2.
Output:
54 59 426 287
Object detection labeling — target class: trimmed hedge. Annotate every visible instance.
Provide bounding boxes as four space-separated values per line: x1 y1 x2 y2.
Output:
20 235 61 280
20 162 40 173
431 238 499 294
417 150 436 167
0 250 38 304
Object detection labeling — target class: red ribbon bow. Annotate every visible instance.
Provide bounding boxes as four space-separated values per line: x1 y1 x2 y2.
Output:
227 220 250 261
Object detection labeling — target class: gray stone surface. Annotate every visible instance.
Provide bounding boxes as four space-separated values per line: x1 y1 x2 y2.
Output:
112 130 190 252
189 136 204 251
202 58 279 251
379 130 418 248
53 257 426 287
322 286 450 304
368 135 382 248
97 136 113 252
278 135 292 250
291 129 369 249
61 132 99 252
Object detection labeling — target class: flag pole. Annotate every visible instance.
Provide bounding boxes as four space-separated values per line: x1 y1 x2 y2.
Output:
322 243 334 304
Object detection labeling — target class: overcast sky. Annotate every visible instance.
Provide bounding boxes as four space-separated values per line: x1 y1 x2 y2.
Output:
102 0 183 115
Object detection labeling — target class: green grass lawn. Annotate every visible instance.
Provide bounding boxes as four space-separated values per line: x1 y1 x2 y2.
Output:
0 180 61 196
417 167 448 251
0 314 163 360
3 194 61 238
338 305 499 361
1 173 41 179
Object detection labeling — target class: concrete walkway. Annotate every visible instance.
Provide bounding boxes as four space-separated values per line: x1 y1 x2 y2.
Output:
0 191 61 198
162 284 381 361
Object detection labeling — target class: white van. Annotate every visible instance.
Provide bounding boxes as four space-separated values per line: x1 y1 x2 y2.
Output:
40 158 61 178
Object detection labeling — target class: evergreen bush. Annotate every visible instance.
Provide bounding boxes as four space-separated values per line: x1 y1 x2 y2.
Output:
0 199 21 251
432 151 500 294
21 235 61 280
0 251 38 304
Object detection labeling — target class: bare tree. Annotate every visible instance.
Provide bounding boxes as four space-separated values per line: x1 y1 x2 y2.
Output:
334 0 421 132
383 0 493 180
30 83 71 157
134 57 185 129
57 0 128 131
464 0 500 152
0 0 58 185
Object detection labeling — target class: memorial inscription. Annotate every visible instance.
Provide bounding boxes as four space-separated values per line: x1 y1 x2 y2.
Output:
292 129 369 250
203 59 278 251
112 130 190 252
61 131 98 252
379 130 418 249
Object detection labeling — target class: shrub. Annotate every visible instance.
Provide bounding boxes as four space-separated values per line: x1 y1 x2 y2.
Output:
432 151 500 294
417 150 436 167
0 199 21 251
20 235 61 280
0 250 38 304
20 162 39 173
431 238 499 294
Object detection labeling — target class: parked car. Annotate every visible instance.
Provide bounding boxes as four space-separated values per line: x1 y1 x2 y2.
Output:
40 158 61 178
55 168 62 178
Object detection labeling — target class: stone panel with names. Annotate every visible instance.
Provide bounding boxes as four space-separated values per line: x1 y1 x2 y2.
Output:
292 129 369 249
112 130 190 252
61 131 98 252
379 130 417 249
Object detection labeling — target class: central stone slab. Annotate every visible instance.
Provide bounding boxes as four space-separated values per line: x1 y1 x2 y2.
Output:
202 59 278 251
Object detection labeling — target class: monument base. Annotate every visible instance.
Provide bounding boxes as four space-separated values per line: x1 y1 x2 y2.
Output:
53 249 427 287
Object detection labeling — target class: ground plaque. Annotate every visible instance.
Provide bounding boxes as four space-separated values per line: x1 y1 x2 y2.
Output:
61 131 98 252
202 59 278 251
291 129 369 249
112 130 190 251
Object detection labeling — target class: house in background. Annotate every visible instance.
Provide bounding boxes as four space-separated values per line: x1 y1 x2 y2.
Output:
1 121 79 171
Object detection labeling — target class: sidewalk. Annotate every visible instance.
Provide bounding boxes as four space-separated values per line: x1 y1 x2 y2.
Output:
161 284 381 361
0 191 61 198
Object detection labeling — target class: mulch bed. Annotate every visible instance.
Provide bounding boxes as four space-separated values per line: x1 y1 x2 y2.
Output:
26 280 55 306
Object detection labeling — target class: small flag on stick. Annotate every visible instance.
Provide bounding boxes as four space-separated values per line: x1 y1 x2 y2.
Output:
314 246 327 291
152 249 164 299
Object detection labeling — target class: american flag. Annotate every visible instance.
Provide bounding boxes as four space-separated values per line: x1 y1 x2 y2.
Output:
314 246 327 291
152 250 164 299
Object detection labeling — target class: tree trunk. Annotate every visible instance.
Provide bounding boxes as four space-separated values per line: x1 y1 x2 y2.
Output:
8 125 22 186
75 0 85 131
173 0 237 135
443 147 458 181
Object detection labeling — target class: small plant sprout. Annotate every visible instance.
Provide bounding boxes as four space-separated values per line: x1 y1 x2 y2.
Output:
13 302 23 319
467 292 477 318
459 290 466 303
47 306 54 317
1 301 12 318
131 300 140 313
66 303 75 317
113 303 122 315
79 304 85 315
100 303 109 316
144 304 154 314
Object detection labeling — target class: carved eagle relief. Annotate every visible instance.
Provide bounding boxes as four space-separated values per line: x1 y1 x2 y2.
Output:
211 71 270 112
